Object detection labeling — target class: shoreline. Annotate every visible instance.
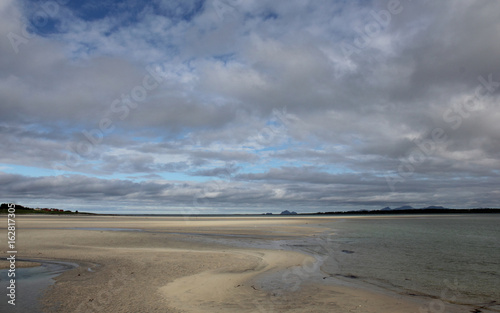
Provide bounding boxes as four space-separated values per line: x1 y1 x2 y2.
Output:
0 215 491 312
0 259 42 269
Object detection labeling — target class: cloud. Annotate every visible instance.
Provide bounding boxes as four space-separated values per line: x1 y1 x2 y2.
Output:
1 0 499 213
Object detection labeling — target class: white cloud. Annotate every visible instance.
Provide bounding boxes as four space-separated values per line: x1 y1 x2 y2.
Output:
1 0 500 212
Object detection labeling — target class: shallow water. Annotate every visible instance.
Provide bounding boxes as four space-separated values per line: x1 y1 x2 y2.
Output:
322 215 500 310
0 259 77 313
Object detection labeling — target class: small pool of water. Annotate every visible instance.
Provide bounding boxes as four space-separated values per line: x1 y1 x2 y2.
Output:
0 259 78 313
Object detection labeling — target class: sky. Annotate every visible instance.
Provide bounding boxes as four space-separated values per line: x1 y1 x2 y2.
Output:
1 0 499 214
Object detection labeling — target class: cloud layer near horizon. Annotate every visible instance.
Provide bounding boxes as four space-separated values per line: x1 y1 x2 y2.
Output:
1 0 499 213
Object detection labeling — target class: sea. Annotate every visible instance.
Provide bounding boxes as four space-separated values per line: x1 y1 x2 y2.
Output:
320 214 500 310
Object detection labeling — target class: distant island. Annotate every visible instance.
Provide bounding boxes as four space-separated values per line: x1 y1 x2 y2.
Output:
312 205 500 215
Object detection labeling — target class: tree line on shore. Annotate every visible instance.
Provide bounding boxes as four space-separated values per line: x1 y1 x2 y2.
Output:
0 203 80 214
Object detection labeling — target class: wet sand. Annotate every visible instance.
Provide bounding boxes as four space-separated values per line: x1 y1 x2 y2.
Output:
0 215 474 312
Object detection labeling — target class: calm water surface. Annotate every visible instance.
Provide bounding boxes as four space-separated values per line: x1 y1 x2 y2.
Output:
0 260 77 313
323 215 500 307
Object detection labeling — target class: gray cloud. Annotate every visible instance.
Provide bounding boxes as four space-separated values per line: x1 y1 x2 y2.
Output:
1 0 499 212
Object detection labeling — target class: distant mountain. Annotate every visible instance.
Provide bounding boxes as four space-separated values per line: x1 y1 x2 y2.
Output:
280 210 297 215
421 206 449 210
394 205 415 210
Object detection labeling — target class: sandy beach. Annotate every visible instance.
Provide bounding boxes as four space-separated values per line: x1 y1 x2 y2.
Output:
0 215 475 312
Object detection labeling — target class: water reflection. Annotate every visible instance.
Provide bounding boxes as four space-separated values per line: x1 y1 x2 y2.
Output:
0 259 77 313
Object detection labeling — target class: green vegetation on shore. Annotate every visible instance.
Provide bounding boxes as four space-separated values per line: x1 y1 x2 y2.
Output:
0 203 93 215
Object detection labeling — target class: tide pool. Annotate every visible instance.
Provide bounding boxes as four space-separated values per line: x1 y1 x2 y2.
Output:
0 259 77 313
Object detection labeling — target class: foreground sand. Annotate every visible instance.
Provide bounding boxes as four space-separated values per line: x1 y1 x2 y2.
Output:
0 215 473 312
